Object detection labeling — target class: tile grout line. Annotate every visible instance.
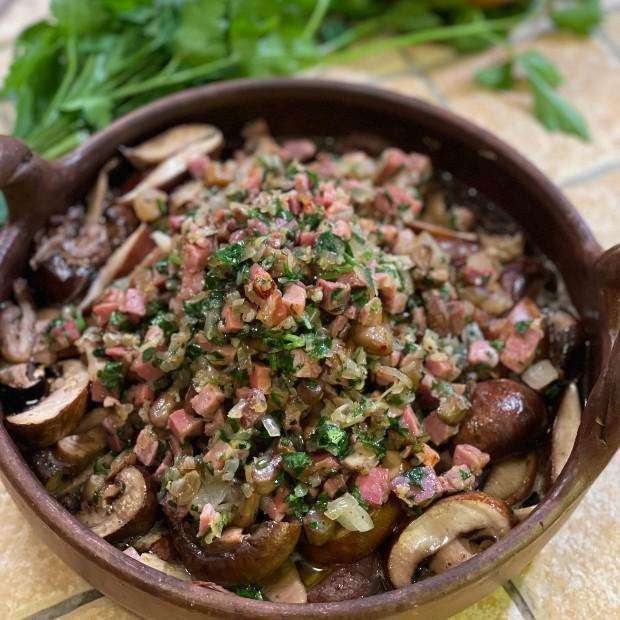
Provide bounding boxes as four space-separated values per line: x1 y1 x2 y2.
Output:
559 157 620 188
504 581 537 620
24 590 103 620
395 45 451 107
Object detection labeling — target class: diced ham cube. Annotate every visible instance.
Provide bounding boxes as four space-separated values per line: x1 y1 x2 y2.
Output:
423 411 459 446
281 139 316 162
416 372 439 409
154 451 172 481
249 363 271 392
90 380 110 403
262 486 290 522
328 315 350 339
197 503 215 538
500 323 544 374
391 466 441 506
323 474 347 499
400 405 422 437
167 409 204 441
299 231 316 247
282 283 306 318
256 291 288 327
292 349 322 379
131 358 165 382
317 279 350 313
381 288 407 315
310 453 340 476
105 346 129 361
134 427 160 466
355 466 390 507
92 301 118 326
375 148 408 183
191 384 226 419
425 353 459 381
453 444 490 475
120 288 146 317
235 387 267 429
127 383 155 406
375 185 422 218
332 220 352 240
220 302 244 333
438 465 475 494
248 263 275 299
468 340 500 368
184 242 212 272
204 409 226 437
506 297 541 325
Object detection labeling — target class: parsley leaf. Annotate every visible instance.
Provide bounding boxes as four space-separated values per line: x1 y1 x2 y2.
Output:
514 319 533 337
551 0 602 35
97 361 124 390
313 418 349 458
475 60 514 90
235 585 263 600
282 451 313 475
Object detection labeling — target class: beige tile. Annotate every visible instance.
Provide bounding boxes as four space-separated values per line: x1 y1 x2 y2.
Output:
380 74 439 103
59 597 139 620
513 452 620 619
0 481 91 619
565 167 620 249
429 33 620 183
340 45 410 77
401 43 460 72
603 11 620 48
0 0 49 45
301 65 379 85
452 587 522 620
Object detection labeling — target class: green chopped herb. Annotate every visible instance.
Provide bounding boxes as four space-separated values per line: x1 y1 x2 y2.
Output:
405 466 427 488
514 319 533 337
282 451 312 475
235 585 264 600
314 418 349 458
350 485 369 510
97 361 124 390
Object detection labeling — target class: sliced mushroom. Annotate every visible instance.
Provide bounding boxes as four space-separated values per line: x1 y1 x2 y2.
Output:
306 553 384 603
428 537 478 574
0 279 36 363
547 310 583 373
482 451 538 506
118 128 223 204
85 158 119 225
454 379 547 459
120 124 222 169
513 505 536 522
55 425 108 467
169 519 300 586
550 382 581 482
388 491 514 588
261 560 307 604
0 363 46 414
300 496 401 565
4 360 89 448
80 223 154 309
77 465 157 543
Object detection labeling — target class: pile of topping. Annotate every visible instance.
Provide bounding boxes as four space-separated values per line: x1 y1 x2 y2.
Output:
0 122 583 603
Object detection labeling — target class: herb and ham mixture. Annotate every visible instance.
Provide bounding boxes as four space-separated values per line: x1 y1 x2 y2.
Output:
0 122 584 602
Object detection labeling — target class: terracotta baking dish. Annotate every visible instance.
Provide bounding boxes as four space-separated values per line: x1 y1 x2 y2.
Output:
0 79 618 620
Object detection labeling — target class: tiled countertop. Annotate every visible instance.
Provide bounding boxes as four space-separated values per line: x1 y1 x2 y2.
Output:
0 2 619 619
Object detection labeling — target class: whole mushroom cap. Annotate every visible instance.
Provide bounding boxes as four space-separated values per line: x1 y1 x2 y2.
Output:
454 379 547 459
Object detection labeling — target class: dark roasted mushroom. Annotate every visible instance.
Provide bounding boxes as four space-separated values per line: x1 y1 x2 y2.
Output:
77 465 157 542
306 553 384 603
4 359 89 448
0 362 46 414
454 379 547 459
168 519 300 586
300 496 401 565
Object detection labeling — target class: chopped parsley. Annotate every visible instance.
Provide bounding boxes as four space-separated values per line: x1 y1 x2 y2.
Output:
405 466 428 488
97 361 124 390
235 585 263 600
281 451 313 475
313 418 349 458
514 319 533 337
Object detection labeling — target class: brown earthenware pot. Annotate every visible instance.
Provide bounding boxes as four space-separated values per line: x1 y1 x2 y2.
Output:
0 79 618 620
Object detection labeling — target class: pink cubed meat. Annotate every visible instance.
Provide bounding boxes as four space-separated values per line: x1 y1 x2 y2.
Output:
282 283 306 318
249 363 271 392
423 411 459 446
468 340 500 368
120 288 146 317
317 279 350 312
197 503 215 537
191 384 226 418
167 409 204 441
355 466 390 507
134 427 160 466
452 444 490 476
